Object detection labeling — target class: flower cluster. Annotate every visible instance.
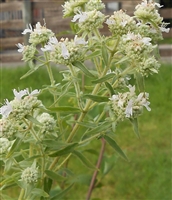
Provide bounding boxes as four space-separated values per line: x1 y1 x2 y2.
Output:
41 35 87 65
21 164 38 184
22 22 54 45
72 9 105 32
62 0 105 17
134 0 169 39
0 89 41 120
119 32 160 76
16 43 37 62
37 113 56 135
0 138 12 154
134 0 163 26
62 0 88 17
106 10 136 37
0 118 17 138
109 85 151 121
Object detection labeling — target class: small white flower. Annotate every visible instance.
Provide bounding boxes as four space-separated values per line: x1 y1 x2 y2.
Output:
26 89 40 96
49 36 58 45
74 35 87 45
13 89 27 100
72 11 88 23
61 43 70 59
0 99 13 118
22 24 33 35
125 99 133 117
121 20 128 27
41 37 58 52
105 18 115 25
142 37 152 45
16 43 25 53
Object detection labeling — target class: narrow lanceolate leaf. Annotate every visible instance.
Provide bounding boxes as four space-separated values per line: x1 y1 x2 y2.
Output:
72 61 95 78
72 150 96 170
104 135 128 161
101 43 109 66
82 122 111 140
135 72 145 92
129 118 140 138
85 50 101 60
6 138 21 158
25 115 42 126
45 170 66 182
49 142 78 157
31 188 49 198
83 94 109 102
50 184 74 200
20 63 45 79
92 73 114 84
105 82 114 96
47 106 80 113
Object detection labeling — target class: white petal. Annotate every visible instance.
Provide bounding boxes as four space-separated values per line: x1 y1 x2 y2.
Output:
13 89 27 100
61 43 70 59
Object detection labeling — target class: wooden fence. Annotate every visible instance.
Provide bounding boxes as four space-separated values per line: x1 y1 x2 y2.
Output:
0 0 171 63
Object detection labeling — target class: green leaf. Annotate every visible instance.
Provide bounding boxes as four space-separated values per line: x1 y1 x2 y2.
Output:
72 150 96 170
6 138 21 158
76 121 98 128
82 122 111 140
43 177 53 195
32 188 49 198
47 106 80 113
47 106 81 113
92 73 114 84
45 170 66 182
135 72 145 92
49 142 78 157
104 135 128 161
68 174 92 185
83 94 109 102
129 118 140 138
105 81 114 96
85 50 101 60
25 115 42 126
50 184 74 200
101 43 109 66
20 63 44 79
72 61 95 78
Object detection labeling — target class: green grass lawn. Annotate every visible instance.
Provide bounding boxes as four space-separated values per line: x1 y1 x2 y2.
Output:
0 63 171 200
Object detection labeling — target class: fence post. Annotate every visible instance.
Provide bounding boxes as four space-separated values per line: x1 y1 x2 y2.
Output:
23 0 32 44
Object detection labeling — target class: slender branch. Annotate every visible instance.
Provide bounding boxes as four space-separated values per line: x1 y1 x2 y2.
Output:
86 138 106 200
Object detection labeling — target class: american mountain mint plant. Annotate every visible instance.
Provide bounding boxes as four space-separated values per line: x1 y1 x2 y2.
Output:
0 0 169 199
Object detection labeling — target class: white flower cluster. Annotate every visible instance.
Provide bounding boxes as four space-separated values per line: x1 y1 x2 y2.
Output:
0 138 12 154
62 0 88 17
72 9 105 32
134 0 169 33
119 32 160 76
16 43 37 62
41 35 87 65
62 0 104 17
109 85 151 121
0 118 17 138
0 88 41 120
22 22 54 45
37 113 56 135
21 165 38 184
105 10 136 37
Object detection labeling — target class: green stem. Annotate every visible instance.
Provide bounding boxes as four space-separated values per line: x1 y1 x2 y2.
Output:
18 188 25 200
69 64 83 110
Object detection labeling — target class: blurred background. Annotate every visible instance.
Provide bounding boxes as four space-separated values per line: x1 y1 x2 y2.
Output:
0 0 171 200
0 0 171 64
